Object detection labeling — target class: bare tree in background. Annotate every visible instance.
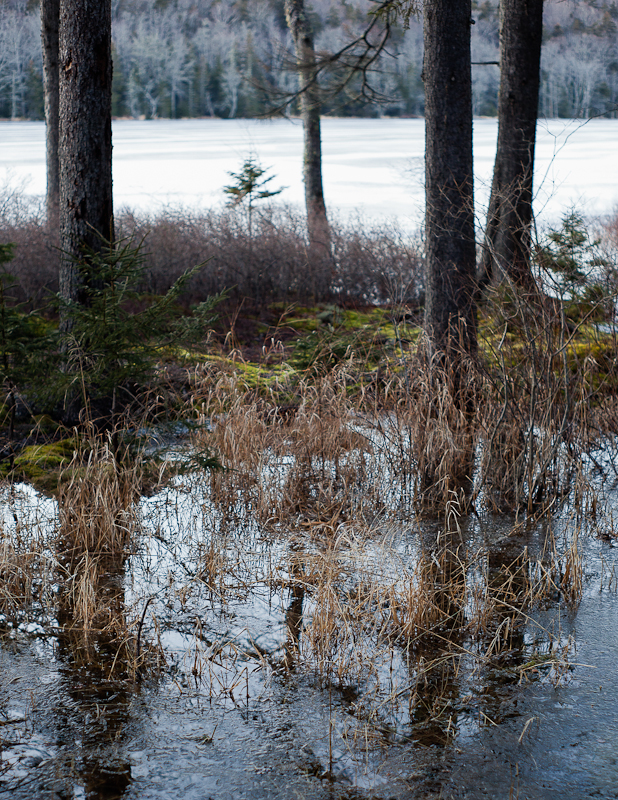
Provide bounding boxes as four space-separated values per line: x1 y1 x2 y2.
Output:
41 0 59 226
284 0 332 275
58 0 113 320
479 0 544 291
423 0 476 359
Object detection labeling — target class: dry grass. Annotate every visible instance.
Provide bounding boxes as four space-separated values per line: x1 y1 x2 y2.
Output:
51 433 155 660
153 496 585 749
143 284 617 741
0 347 597 751
196 301 616 522
3 215 618 745
0 484 56 616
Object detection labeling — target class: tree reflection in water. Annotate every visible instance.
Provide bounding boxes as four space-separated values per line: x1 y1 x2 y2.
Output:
54 554 134 800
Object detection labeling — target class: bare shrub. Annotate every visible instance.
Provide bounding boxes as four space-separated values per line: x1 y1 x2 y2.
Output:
114 205 424 307
0 189 58 307
332 216 424 305
0 189 423 308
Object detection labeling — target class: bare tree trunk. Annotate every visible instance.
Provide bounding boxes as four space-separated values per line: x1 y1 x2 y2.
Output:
41 0 60 228
10 74 18 120
58 0 113 321
478 0 544 291
284 0 332 286
423 0 476 359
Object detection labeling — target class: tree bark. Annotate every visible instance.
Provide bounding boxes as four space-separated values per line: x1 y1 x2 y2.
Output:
284 0 332 283
41 0 60 227
58 0 113 319
423 0 477 359
478 0 544 290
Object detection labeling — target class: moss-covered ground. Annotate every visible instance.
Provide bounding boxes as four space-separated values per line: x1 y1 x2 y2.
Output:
1 299 616 496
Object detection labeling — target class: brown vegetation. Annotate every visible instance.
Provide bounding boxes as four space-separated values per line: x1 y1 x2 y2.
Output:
2 203 618 751
0 202 423 310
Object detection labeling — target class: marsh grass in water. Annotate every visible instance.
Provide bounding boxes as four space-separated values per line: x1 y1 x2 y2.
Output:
1 211 618 793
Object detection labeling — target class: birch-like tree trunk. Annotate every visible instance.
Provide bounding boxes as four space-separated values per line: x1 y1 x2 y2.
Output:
479 0 544 290
58 0 113 320
284 0 332 282
41 0 60 226
423 0 476 359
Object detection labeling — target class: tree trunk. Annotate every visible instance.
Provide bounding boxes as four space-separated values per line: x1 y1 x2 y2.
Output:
284 0 332 286
41 0 60 227
58 0 113 319
478 0 544 291
423 0 476 359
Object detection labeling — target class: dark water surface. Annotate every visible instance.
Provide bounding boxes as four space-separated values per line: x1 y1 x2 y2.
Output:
2 483 618 800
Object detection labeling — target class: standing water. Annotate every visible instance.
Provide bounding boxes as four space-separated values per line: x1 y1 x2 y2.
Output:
2 457 618 798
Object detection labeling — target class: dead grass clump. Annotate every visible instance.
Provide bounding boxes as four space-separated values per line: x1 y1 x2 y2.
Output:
0 485 56 617
0 532 52 616
274 507 582 736
56 435 146 633
198 366 382 527
409 354 479 510
276 374 373 522
474 284 611 513
352 350 481 512
0 543 45 615
57 438 142 563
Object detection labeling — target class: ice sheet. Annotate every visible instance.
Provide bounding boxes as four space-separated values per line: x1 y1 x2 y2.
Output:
1 117 616 228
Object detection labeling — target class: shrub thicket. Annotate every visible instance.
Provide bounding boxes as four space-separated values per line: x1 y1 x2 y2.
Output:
0 203 423 311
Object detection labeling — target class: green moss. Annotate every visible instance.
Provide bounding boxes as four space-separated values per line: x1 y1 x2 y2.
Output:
229 360 296 389
1 439 77 495
283 317 320 332
14 439 76 469
285 303 421 371
156 345 212 364
340 308 389 329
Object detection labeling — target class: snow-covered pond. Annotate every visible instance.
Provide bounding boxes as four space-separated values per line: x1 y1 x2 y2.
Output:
1 117 617 228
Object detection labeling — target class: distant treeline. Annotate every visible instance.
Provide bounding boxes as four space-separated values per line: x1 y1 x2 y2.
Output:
2 0 618 121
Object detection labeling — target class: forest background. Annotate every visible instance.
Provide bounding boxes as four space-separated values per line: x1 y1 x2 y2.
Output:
2 0 618 122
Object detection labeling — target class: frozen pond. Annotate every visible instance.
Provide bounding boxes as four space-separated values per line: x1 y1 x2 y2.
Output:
1 117 617 228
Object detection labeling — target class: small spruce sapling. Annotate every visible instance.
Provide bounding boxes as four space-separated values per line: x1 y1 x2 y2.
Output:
58 236 225 439
0 243 58 453
536 211 610 321
223 156 284 239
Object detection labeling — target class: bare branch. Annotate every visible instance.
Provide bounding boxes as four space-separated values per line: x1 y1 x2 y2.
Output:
259 0 412 117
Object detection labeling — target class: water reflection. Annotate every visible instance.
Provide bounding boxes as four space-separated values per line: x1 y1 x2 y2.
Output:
0 460 592 800
53 555 134 800
283 582 305 673
404 523 466 746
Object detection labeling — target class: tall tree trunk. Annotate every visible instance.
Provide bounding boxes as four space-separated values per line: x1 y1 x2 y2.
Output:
41 0 60 227
423 0 476 359
58 0 113 321
478 0 544 291
284 0 332 286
